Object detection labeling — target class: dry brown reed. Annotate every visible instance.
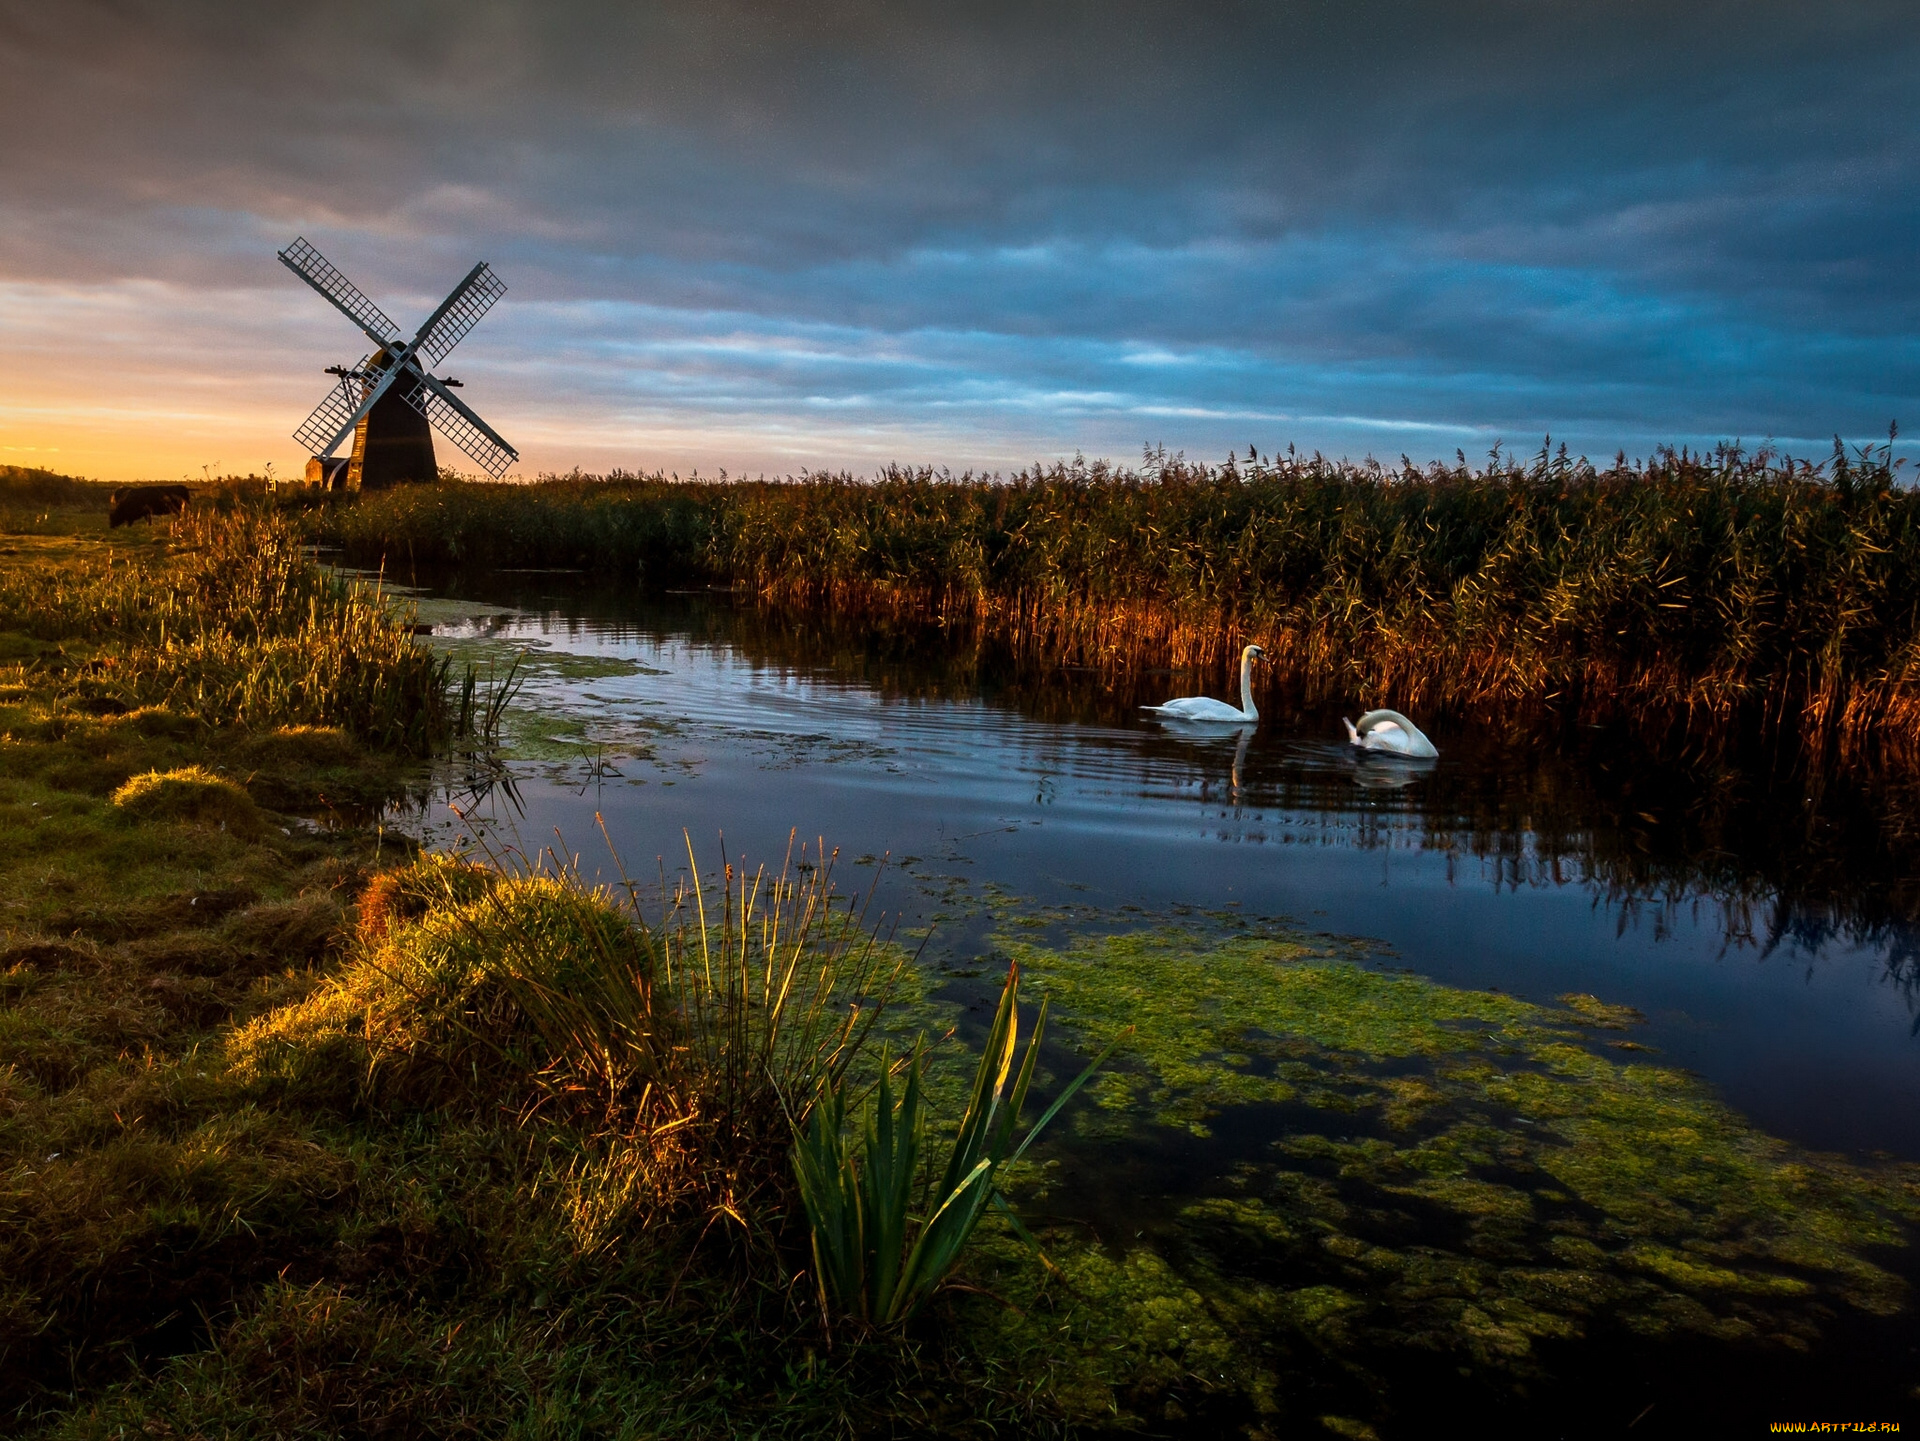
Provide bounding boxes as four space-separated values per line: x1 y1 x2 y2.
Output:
312 435 1920 766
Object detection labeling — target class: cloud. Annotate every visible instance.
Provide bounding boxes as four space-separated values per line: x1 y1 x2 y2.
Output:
1 1 1915 477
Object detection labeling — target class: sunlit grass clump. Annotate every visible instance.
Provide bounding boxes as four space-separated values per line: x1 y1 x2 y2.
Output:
235 842 902 1246
233 858 654 1112
111 765 268 839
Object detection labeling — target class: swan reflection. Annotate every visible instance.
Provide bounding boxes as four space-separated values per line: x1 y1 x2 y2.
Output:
1346 750 1437 791
1154 719 1256 798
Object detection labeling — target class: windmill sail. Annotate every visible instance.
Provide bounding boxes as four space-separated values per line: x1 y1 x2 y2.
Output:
292 366 371 456
279 238 402 346
404 378 519 478
415 262 507 365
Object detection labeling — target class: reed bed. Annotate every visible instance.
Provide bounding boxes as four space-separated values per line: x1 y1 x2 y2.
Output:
0 506 454 750
314 438 1920 763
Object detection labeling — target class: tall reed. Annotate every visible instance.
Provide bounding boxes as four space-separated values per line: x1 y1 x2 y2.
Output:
0 507 454 751
309 437 1920 764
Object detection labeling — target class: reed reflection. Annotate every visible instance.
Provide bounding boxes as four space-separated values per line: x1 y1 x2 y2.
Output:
399 570 1920 1004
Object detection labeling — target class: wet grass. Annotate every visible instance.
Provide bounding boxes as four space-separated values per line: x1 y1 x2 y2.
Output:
312 437 1920 767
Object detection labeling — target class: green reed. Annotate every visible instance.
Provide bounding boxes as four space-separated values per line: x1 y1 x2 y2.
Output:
0 506 455 751
793 962 1120 1331
309 435 1920 761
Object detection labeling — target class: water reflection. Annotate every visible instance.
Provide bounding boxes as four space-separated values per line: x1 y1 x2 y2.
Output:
1150 720 1254 797
387 574 1920 1158
1335 746 1438 792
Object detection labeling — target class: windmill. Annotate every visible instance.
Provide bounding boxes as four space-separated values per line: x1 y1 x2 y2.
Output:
279 237 518 488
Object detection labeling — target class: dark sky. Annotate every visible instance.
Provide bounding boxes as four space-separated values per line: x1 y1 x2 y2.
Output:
2 1 1915 478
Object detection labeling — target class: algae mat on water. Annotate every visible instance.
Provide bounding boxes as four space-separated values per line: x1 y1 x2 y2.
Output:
948 925 1920 1429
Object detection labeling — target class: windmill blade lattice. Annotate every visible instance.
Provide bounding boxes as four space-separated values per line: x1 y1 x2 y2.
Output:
416 263 507 365
405 381 518 478
279 239 402 346
292 362 371 455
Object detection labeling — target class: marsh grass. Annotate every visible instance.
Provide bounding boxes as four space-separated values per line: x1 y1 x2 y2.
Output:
0 522 1046 1435
0 506 453 751
316 436 1920 765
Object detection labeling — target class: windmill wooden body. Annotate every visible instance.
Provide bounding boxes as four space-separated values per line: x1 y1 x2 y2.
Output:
279 238 518 488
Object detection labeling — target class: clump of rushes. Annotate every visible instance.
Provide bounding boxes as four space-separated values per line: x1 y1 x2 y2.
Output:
315 435 1920 764
792 963 1121 1331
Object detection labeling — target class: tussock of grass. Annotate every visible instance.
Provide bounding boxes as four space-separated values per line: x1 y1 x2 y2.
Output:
238 839 901 1259
231 723 362 770
230 864 651 1115
112 766 267 839
353 851 492 944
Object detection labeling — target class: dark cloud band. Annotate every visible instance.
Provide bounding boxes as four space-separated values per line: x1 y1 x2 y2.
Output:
1 1 1913 470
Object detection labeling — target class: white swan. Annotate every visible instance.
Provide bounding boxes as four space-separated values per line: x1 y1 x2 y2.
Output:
1343 708 1438 758
1142 644 1265 723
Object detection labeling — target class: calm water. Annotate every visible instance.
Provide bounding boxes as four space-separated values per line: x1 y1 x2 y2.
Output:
380 572 1920 1431
393 576 1920 1165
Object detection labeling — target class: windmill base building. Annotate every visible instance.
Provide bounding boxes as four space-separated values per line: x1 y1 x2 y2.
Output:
347 352 438 489
300 356 437 491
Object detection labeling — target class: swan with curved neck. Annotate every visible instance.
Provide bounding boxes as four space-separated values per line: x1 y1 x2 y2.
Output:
1142 644 1265 723
1343 708 1438 758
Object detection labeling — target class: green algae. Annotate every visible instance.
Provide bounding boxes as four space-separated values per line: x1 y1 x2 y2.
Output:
996 928 1540 1136
952 1222 1275 1429
931 919 1920 1424
407 621 679 767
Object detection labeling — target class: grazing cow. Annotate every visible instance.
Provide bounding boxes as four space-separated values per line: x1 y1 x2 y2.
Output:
108 485 191 528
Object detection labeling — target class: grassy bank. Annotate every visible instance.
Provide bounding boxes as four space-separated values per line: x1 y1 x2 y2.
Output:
0 504 1090 1436
313 440 1920 764
0 509 452 1425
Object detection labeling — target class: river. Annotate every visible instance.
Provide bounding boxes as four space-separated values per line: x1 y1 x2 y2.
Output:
384 570 1920 1434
